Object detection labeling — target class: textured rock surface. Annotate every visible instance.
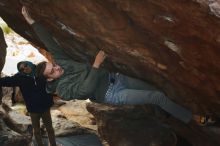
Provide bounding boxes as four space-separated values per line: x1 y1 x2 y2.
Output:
1 1 220 145
58 100 97 130
87 103 220 146
0 27 6 72
49 108 95 137
0 0 220 114
0 27 7 103
0 93 99 146
0 104 31 146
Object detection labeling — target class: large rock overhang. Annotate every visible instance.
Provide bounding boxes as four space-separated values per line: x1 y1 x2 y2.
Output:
0 0 220 115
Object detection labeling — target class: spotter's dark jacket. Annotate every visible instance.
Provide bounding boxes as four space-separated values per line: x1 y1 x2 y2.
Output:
0 73 53 113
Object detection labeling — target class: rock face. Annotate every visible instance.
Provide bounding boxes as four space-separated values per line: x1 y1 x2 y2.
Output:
0 103 31 146
87 103 220 146
0 96 98 146
0 0 220 145
58 100 97 130
0 27 6 72
0 0 219 114
0 27 7 103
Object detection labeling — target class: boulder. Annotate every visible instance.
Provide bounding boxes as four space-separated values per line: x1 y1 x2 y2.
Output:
1 1 220 145
0 0 219 114
87 103 220 146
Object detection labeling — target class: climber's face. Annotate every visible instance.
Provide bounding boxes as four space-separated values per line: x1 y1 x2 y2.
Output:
43 62 64 81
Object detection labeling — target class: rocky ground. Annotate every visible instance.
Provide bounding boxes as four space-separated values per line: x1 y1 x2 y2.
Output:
0 88 104 146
